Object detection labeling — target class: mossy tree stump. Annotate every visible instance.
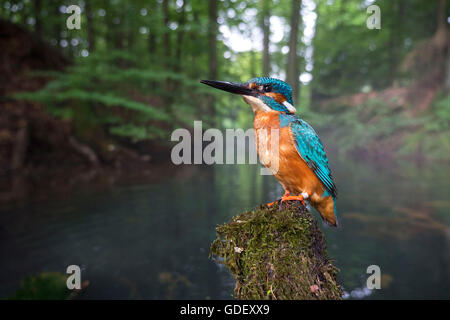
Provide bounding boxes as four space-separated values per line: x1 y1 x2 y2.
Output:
210 202 342 300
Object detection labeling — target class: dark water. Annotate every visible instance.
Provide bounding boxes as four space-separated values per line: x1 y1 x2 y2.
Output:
0 157 449 299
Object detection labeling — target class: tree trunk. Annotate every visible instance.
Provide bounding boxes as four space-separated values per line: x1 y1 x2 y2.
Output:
206 0 218 125
161 0 175 111
260 0 271 76
210 202 343 300
438 0 450 94
52 5 61 47
286 0 302 103
85 0 95 52
174 0 187 72
171 1 187 100
148 32 157 60
33 0 42 38
162 0 171 68
437 0 446 32
106 7 124 50
387 1 403 87
208 0 218 80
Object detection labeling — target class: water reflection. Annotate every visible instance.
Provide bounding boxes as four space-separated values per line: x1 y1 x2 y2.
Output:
0 157 448 299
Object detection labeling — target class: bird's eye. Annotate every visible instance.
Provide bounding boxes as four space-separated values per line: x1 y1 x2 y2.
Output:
263 84 272 92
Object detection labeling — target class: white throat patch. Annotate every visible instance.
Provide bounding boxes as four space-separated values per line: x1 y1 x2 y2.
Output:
243 95 271 112
243 95 297 114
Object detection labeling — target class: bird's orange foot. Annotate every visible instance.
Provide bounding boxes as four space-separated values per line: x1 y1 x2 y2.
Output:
266 200 277 207
267 191 290 207
281 192 309 206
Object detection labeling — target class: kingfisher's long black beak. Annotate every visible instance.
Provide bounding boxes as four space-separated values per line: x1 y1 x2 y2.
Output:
200 80 257 96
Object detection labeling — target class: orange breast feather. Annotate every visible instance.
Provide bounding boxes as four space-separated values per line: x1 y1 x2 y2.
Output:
253 111 337 225
254 111 325 200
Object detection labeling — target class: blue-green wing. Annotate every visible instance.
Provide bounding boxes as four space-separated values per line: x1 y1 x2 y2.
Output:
289 118 337 198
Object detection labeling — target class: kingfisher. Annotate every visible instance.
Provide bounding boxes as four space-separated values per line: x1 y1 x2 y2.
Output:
200 77 338 226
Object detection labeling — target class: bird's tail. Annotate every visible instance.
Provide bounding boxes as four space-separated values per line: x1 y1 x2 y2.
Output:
315 195 338 227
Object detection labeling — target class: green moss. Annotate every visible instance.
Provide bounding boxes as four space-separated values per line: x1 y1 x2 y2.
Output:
210 202 342 300
9 272 71 300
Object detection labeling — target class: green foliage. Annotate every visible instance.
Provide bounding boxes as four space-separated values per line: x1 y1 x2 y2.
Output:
304 93 450 161
312 0 438 96
430 94 450 130
9 272 70 300
1 0 447 160
398 94 450 160
210 202 342 300
12 49 208 142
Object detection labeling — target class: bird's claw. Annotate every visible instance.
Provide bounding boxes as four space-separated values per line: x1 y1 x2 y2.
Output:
281 195 305 205
267 192 309 209
266 199 281 208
